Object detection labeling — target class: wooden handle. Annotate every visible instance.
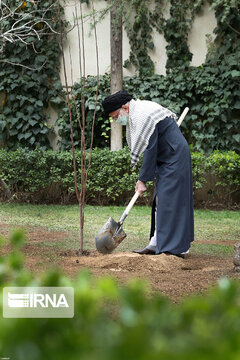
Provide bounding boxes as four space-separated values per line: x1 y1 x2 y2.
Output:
177 107 189 127
125 191 139 215
118 191 140 224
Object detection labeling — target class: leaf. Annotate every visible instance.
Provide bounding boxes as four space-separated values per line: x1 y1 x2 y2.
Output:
37 55 47 62
29 137 35 145
51 97 62 105
24 132 32 139
233 101 240 110
17 134 25 141
35 100 43 107
0 120 6 131
232 134 240 143
88 103 96 110
230 70 240 78
29 120 38 127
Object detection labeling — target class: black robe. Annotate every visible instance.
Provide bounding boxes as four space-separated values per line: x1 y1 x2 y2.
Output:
138 116 194 254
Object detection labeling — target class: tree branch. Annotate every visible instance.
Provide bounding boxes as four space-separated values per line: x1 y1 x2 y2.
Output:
0 1 75 53
228 24 240 36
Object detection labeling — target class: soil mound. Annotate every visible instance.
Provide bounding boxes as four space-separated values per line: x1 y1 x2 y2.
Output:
73 252 184 273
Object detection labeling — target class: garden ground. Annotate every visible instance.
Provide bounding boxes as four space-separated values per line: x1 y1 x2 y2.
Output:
0 222 238 302
0 204 239 302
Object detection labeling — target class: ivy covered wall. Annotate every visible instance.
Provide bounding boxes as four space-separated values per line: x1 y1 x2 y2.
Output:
61 0 217 79
0 0 239 153
57 0 239 154
0 0 65 150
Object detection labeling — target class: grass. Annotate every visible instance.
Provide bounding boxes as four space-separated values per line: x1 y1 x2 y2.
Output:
0 203 239 256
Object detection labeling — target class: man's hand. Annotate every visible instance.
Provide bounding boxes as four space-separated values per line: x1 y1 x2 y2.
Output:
135 180 147 197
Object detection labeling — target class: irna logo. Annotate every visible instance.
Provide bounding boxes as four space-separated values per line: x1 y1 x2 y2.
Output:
3 287 74 318
8 292 69 308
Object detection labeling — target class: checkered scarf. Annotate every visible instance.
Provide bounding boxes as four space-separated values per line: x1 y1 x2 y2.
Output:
126 99 178 168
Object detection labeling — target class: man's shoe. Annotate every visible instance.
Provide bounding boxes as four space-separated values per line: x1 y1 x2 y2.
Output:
133 247 155 255
177 252 190 259
164 250 190 259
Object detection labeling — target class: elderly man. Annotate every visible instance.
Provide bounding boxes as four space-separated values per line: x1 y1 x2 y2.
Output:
102 90 194 257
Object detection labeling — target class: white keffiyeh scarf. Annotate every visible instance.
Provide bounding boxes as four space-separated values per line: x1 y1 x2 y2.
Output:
126 99 178 168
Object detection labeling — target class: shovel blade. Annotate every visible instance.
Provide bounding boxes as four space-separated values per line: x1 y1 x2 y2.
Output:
95 217 127 254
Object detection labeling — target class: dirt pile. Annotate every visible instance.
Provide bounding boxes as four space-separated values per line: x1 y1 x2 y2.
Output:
72 252 185 273
1 223 239 302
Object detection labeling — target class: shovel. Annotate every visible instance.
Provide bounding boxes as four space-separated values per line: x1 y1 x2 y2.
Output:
95 191 140 254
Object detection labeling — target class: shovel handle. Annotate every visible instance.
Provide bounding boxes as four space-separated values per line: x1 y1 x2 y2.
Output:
118 191 140 225
125 191 140 215
177 107 189 127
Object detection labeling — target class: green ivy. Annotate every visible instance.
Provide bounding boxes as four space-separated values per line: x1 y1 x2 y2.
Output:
0 0 65 150
163 0 204 71
120 0 205 75
122 0 240 77
123 0 158 77
58 68 239 153
58 0 239 153
1 0 239 152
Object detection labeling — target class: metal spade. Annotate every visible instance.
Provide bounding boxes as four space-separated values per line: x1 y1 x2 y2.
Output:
95 191 139 254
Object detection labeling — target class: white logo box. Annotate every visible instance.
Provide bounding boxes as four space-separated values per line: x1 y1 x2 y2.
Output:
3 287 74 318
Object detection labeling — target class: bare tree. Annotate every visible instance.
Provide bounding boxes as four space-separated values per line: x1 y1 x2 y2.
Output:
60 0 99 254
0 0 70 69
0 1 60 47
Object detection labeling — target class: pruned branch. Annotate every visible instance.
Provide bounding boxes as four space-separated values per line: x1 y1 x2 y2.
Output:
1 1 52 46
0 0 75 58
228 23 240 36
0 58 46 71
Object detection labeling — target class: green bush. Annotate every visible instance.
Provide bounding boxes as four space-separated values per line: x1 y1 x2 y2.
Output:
0 148 239 205
206 151 240 202
0 230 240 359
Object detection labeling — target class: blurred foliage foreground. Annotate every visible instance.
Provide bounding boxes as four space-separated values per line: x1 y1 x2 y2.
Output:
0 230 240 360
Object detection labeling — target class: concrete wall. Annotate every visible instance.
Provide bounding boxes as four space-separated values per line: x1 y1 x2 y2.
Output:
60 0 217 83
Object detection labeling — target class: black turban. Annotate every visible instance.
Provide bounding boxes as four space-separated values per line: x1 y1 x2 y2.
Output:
102 90 133 116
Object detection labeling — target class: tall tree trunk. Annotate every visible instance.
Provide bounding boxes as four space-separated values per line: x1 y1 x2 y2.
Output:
110 0 123 151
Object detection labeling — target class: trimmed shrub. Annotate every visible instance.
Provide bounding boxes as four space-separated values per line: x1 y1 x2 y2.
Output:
206 151 240 203
0 148 239 205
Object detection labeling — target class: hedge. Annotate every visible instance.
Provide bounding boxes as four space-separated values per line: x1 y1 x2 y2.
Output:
0 148 239 205
0 230 240 359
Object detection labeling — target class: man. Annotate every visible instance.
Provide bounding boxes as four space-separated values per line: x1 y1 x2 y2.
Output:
102 90 194 257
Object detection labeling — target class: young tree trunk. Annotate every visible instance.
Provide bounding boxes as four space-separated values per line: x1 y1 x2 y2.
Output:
60 0 99 255
110 0 123 151
0 178 11 200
